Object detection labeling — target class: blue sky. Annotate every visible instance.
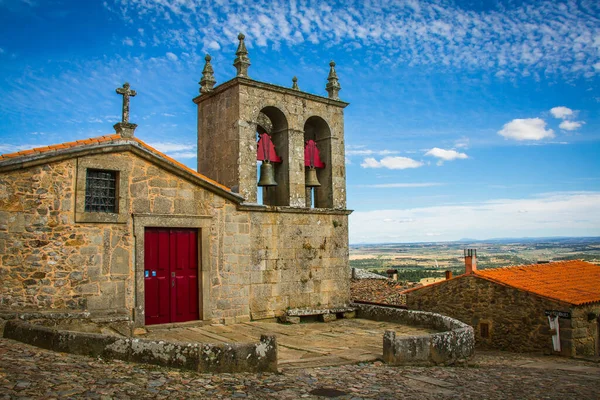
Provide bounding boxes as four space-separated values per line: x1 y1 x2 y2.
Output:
1 0 599 243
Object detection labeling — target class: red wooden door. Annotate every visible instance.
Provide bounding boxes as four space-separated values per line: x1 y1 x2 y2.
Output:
144 228 200 325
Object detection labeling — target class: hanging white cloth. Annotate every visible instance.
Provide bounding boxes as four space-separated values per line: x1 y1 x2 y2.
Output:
548 315 561 352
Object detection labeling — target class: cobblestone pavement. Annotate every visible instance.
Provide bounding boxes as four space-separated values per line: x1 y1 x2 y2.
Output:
1 338 598 399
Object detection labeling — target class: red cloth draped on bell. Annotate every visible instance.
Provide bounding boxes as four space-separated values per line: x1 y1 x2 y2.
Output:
256 133 282 162
304 140 325 168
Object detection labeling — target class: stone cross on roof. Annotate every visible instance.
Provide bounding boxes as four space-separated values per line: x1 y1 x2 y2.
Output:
113 82 137 138
116 82 137 124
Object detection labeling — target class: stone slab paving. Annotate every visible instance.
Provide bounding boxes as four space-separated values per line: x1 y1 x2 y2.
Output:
1 338 599 399
143 318 436 369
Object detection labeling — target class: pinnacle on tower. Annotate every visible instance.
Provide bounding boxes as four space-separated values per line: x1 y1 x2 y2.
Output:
233 33 251 77
292 76 299 90
325 60 341 100
199 54 216 94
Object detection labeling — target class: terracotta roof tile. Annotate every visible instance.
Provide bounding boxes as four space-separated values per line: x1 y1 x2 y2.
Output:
0 134 232 193
476 260 600 305
0 134 123 161
351 278 413 306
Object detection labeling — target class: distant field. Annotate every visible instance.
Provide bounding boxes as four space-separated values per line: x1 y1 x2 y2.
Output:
349 237 600 283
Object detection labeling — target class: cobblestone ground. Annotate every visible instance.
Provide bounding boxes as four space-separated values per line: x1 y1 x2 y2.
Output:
0 338 598 399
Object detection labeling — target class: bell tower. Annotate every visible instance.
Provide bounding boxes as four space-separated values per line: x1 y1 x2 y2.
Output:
193 34 348 209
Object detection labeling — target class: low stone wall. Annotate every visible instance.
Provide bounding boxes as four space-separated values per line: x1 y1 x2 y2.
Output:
354 303 474 365
3 320 277 373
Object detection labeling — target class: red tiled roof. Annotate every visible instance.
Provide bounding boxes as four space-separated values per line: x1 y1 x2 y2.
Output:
351 278 414 306
476 260 600 306
0 135 122 160
0 134 231 192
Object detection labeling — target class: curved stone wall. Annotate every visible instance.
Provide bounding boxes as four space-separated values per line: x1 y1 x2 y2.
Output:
353 303 474 365
3 320 277 373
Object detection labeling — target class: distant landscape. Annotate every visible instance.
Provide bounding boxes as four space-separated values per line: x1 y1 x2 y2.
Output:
349 237 600 283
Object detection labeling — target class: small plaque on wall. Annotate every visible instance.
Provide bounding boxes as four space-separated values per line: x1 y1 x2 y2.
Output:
545 310 571 319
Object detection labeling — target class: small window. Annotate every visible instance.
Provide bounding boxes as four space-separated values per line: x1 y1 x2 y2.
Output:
85 169 117 213
480 322 489 338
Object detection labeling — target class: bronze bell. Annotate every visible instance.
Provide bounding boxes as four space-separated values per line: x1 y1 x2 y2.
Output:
305 167 321 187
258 161 277 186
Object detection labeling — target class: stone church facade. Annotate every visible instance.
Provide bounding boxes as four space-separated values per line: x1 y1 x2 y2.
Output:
0 35 351 327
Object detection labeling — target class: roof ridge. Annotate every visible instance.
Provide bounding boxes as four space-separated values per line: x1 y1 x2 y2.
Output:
475 259 586 273
0 133 234 194
0 134 123 160
130 138 230 191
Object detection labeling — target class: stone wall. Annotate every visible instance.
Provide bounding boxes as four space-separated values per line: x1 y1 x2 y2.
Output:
353 303 474 366
0 159 130 313
569 304 600 357
195 78 347 208
4 320 277 373
405 276 577 355
1 147 350 324
248 208 350 319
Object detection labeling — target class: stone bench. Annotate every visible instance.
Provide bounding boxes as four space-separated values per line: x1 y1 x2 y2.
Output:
279 307 357 324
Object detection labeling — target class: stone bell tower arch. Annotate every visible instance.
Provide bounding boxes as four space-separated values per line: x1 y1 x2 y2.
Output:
194 34 348 209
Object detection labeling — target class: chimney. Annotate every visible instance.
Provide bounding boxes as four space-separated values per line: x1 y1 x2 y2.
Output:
386 269 398 281
464 249 477 274
445 270 453 280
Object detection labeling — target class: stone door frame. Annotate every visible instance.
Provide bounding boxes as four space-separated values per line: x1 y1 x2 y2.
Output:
133 214 211 327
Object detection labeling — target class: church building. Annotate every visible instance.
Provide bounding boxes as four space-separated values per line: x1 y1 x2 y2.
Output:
0 34 351 328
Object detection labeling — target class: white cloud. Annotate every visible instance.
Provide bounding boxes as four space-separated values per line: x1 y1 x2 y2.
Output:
361 156 424 170
208 41 220 50
559 120 584 131
122 37 134 46
0 143 48 154
424 148 468 161
346 149 399 156
454 137 470 149
110 0 600 78
169 151 196 159
550 106 574 119
165 52 178 61
360 183 442 188
350 192 600 243
498 118 554 141
148 142 195 153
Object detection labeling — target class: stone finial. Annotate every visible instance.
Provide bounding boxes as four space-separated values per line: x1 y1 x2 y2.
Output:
199 54 216 94
233 33 251 77
325 61 341 100
114 82 137 137
292 76 299 90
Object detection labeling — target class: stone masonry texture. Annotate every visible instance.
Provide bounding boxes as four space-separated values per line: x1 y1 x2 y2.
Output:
3 319 278 373
405 275 600 357
195 77 348 208
0 147 350 324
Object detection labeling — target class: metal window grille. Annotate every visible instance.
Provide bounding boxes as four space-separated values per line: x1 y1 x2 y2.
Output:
85 169 117 213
